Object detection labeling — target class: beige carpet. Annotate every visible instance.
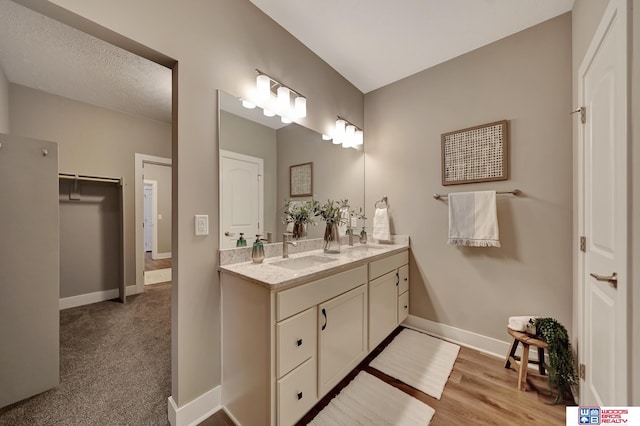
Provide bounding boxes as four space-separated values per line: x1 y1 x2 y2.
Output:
370 328 460 400
309 371 435 425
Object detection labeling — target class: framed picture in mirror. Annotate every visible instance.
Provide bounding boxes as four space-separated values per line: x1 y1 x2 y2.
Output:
290 162 313 197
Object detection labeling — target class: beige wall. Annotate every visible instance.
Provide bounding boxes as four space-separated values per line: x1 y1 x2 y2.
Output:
9 84 171 288
0 64 8 134
364 14 572 342
24 0 364 407
631 0 639 407
219 110 278 237
276 124 365 239
144 163 172 255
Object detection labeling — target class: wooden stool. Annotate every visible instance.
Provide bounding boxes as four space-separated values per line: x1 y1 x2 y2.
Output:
504 327 548 391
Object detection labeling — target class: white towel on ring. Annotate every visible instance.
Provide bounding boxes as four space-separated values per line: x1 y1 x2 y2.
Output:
372 207 391 242
508 316 538 334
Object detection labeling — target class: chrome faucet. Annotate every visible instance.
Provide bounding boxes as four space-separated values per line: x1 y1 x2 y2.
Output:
283 233 297 258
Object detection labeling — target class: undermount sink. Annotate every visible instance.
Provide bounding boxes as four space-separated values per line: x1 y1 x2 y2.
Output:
271 255 338 270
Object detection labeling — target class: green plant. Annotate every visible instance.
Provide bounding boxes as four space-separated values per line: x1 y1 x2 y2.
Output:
533 317 577 404
283 199 318 226
315 199 350 226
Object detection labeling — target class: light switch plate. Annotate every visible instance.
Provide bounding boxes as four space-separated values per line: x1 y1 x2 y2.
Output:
195 214 209 236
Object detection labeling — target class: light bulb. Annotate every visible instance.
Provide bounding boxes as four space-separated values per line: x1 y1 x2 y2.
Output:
277 86 291 115
263 108 275 117
355 130 364 145
256 74 271 100
333 119 345 145
322 134 332 141
241 99 256 109
294 96 307 118
281 115 292 124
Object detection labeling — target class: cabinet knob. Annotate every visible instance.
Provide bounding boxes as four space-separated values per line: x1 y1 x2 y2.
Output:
404 277 408 281
297 392 303 400
404 305 408 309
297 338 303 347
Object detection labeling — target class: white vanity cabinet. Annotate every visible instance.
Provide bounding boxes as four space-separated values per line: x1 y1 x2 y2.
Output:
222 264 368 426
368 251 409 351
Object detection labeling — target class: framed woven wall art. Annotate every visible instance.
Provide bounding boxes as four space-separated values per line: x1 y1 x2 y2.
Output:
441 120 509 186
289 162 313 197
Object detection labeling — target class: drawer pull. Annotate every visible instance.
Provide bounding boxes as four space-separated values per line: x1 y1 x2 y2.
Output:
404 305 408 309
321 308 327 331
296 338 303 347
297 391 303 400
395 272 399 286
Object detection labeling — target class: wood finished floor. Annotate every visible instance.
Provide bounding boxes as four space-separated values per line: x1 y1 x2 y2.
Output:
200 327 572 426
145 251 172 271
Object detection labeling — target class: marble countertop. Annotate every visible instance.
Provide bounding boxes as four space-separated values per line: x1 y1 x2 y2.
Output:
218 238 409 291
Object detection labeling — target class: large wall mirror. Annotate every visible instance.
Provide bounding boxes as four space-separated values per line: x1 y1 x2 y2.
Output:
218 90 365 248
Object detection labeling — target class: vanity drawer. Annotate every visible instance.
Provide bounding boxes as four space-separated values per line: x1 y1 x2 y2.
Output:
398 264 409 294
369 250 408 280
277 306 317 378
398 290 409 323
276 265 367 322
277 357 317 426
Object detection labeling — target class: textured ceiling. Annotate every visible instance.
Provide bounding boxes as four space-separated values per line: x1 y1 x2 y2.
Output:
249 0 574 93
0 0 171 123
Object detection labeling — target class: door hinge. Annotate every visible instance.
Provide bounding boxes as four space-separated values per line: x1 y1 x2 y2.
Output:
580 236 586 252
571 106 586 124
579 363 586 380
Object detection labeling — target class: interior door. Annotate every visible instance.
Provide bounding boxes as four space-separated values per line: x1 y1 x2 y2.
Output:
0 135 60 408
220 150 263 249
578 0 628 406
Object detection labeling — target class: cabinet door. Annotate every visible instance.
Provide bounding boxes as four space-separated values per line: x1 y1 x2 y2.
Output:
398 264 409 294
368 270 398 351
398 290 409 324
318 284 367 396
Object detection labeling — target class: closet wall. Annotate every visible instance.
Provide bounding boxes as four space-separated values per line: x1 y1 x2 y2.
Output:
59 179 121 298
9 84 171 290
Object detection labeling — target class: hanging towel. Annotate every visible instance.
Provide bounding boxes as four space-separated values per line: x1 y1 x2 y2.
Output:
372 207 391 242
508 316 538 334
338 207 350 236
448 190 500 247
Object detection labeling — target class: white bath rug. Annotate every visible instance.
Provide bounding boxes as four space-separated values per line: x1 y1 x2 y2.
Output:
370 328 460 400
309 371 434 426
144 268 172 285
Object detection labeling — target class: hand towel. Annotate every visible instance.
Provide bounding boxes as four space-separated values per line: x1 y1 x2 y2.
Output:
448 190 500 247
508 316 538 334
372 207 391 242
338 207 350 237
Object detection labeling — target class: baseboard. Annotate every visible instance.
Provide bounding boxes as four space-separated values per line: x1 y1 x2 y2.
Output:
403 315 512 359
154 252 172 260
60 285 140 310
126 285 138 296
168 386 221 426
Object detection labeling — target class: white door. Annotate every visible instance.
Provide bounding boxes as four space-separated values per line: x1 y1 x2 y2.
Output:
578 0 628 406
220 150 263 249
144 183 153 252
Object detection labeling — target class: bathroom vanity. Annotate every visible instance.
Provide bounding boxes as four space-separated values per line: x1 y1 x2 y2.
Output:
219 238 409 426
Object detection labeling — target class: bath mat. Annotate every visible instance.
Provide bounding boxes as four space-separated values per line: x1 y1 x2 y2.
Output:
309 371 434 426
370 328 460 400
144 268 172 285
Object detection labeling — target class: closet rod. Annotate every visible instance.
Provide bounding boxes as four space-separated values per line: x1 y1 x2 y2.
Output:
433 189 521 200
59 173 122 184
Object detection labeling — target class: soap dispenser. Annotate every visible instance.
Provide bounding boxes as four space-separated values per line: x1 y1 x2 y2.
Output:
251 234 265 263
359 226 367 244
236 232 247 247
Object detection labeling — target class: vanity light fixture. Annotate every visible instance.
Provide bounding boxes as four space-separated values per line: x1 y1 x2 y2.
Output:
324 116 363 149
241 99 256 109
252 69 307 120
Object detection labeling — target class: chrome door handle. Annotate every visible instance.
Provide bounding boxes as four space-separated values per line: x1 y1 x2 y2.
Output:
224 231 235 237
589 272 617 289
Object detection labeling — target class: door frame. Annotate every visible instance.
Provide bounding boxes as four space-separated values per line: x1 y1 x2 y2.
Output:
576 0 629 405
135 153 172 294
144 179 159 258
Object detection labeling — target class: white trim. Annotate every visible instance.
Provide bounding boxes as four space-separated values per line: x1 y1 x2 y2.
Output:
59 285 137 310
167 386 222 426
403 315 545 363
155 252 172 260
135 153 171 294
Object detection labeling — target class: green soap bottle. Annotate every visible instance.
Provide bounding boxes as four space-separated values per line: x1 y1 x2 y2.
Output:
236 232 247 247
252 235 265 263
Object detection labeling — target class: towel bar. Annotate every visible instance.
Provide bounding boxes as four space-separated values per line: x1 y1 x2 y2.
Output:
433 189 521 200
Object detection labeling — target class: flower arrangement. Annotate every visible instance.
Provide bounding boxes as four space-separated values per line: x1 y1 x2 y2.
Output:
314 199 350 225
283 199 318 239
